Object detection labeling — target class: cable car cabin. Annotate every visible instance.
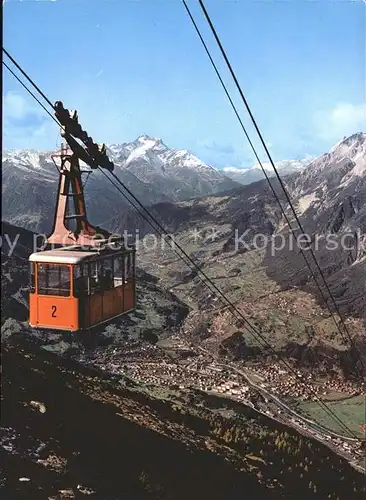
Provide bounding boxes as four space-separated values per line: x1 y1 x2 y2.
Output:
29 246 136 331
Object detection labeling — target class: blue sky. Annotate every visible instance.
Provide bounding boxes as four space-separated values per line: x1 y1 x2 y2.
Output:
3 0 366 168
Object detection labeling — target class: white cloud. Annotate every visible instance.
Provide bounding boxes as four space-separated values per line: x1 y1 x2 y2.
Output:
3 120 55 151
3 91 56 150
3 91 44 121
4 91 29 120
314 102 366 142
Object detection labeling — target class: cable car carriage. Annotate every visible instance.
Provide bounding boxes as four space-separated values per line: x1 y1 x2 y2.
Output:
29 103 136 331
29 244 135 331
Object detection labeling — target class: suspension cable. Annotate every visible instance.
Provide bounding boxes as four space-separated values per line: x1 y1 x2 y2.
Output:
3 49 359 439
100 168 358 438
3 61 59 127
3 47 55 109
182 0 365 378
98 169 233 313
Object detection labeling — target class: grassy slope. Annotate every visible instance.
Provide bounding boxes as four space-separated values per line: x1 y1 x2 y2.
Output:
298 395 366 438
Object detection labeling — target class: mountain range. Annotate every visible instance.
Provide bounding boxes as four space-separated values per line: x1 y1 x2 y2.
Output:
2 135 316 234
2 136 240 233
2 133 366 492
2 132 365 374
107 132 366 378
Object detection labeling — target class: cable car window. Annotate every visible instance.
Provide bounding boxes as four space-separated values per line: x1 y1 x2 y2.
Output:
128 253 133 281
124 254 128 283
74 264 88 297
59 266 71 296
100 258 113 291
37 264 70 296
113 256 123 287
38 264 47 293
89 262 98 294
90 262 98 279
74 265 82 279
96 260 104 290
83 262 91 295
48 265 60 291
29 262 35 293
82 263 89 277
131 252 136 281
124 253 133 283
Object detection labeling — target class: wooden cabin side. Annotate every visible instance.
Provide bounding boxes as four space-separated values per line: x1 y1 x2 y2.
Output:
76 249 136 329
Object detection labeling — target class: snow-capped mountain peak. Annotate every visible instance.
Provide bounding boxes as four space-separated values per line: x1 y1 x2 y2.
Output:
329 131 365 154
2 149 56 176
101 137 241 198
107 136 227 180
126 140 158 165
4 150 41 168
136 134 160 144
288 132 366 217
222 157 314 185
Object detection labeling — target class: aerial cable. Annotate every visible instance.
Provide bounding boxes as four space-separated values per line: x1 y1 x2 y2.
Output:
182 0 365 377
4 50 358 440
99 169 267 348
3 51 358 439
98 169 225 294
181 0 339 337
3 48 55 110
181 1 274 189
196 0 363 369
2 61 60 127
3 49 240 332
100 168 358 439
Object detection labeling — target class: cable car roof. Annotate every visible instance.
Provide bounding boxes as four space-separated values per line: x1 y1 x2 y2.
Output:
29 243 135 264
29 249 98 264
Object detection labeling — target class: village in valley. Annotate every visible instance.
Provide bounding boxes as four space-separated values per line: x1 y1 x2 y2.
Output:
81 334 365 470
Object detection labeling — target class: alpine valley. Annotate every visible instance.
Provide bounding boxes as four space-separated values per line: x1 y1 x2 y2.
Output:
2 132 366 498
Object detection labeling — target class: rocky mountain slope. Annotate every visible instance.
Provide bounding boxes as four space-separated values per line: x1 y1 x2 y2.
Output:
265 132 366 317
106 133 366 378
115 132 366 312
2 133 365 376
108 136 239 199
